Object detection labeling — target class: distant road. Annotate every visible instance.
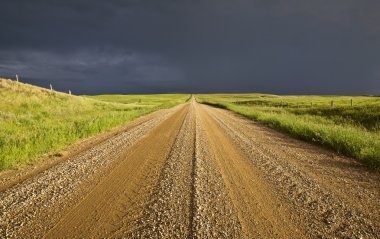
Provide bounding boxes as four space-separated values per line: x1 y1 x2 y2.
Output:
1 98 379 238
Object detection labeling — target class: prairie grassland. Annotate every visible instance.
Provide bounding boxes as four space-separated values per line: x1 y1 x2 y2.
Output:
87 94 189 108
196 94 380 169
0 78 189 170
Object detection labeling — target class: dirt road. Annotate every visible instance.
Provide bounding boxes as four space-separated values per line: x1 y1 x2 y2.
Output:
1 99 379 238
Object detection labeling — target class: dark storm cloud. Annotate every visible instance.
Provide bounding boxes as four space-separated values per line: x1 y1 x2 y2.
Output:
0 0 379 94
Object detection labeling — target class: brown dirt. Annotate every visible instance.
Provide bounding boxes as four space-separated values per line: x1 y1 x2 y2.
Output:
1 99 379 239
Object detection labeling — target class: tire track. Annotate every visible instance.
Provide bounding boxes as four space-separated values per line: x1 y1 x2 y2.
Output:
0 105 182 238
43 105 189 238
191 104 243 239
196 103 306 238
109 102 195 238
203 104 380 239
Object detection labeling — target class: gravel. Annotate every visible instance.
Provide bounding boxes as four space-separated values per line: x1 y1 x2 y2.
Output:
0 106 179 238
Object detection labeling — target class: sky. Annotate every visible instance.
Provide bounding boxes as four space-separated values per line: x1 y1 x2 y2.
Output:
0 0 379 95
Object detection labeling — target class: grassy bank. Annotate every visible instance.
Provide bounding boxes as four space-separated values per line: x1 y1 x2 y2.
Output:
0 78 189 170
196 94 380 169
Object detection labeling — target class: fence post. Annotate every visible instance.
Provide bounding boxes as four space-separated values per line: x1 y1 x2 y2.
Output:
50 84 53 91
350 98 353 107
69 90 71 95
330 100 334 108
16 74 19 82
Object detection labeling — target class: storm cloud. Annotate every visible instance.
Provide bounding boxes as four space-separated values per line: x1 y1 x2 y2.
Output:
0 0 379 94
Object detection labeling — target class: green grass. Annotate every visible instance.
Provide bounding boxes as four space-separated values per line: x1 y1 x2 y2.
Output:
196 94 380 169
0 78 189 170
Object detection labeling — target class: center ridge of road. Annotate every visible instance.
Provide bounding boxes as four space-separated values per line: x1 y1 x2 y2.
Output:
1 98 379 239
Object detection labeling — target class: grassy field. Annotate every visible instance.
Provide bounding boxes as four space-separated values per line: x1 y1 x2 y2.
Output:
196 94 380 169
0 78 189 170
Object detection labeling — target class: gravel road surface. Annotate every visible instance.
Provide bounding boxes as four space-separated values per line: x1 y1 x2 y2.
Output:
1 99 379 238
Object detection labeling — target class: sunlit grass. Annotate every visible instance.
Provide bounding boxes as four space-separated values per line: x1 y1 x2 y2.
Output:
0 78 189 170
196 94 380 169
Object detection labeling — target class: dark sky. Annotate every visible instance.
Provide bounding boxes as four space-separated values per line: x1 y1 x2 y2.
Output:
0 0 379 94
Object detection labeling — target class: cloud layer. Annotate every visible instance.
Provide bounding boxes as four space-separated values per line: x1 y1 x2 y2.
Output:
0 0 379 94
